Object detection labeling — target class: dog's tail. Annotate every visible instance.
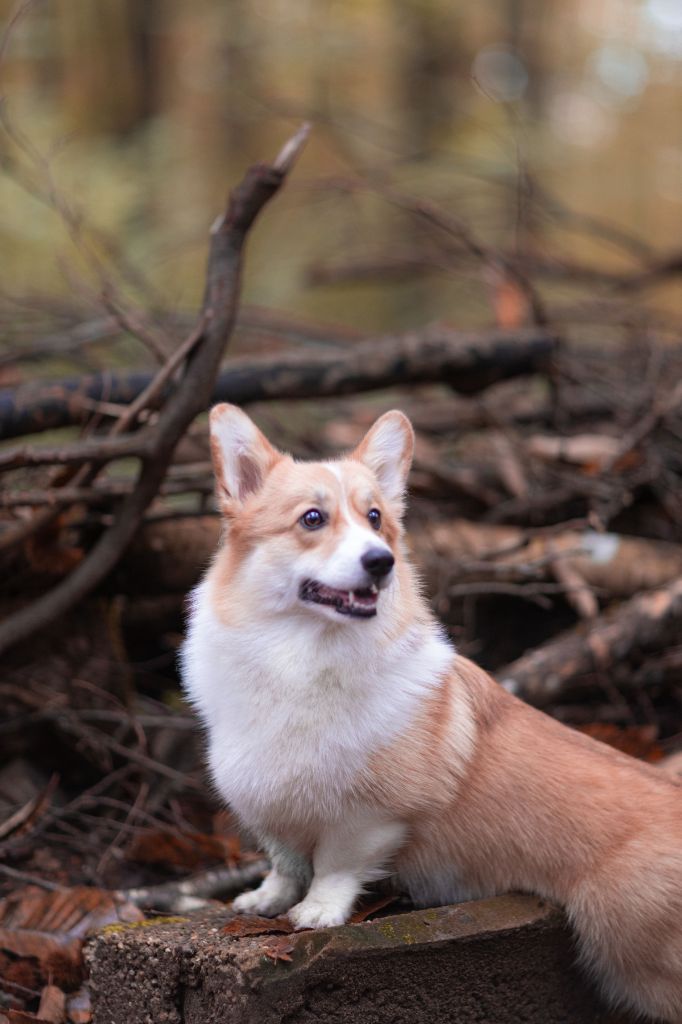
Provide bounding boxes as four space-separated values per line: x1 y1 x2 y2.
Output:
568 838 682 1022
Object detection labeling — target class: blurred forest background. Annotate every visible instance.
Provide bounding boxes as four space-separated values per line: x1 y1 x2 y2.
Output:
1 0 681 328
1 3 682 1020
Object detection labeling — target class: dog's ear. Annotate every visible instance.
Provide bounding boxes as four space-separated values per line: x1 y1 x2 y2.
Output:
353 410 414 511
209 404 280 515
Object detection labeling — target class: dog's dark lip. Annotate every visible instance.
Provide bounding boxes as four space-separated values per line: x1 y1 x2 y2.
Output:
299 579 378 618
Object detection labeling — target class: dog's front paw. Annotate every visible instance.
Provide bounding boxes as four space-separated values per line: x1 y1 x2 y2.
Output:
231 888 284 921
232 869 300 917
288 896 349 930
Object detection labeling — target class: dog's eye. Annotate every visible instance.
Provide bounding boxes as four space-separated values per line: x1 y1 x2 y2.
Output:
368 508 381 530
301 508 325 530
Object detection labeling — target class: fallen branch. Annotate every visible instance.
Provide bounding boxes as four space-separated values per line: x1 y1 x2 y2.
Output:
0 862 66 892
120 860 269 913
0 430 148 472
306 247 682 294
500 578 682 706
413 520 682 601
0 326 556 440
0 124 310 657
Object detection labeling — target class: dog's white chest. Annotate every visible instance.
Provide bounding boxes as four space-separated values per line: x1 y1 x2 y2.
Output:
214 671 365 827
182 585 454 833
189 645 376 825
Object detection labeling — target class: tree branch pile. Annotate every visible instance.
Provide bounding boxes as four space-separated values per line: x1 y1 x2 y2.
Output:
2 124 682 1020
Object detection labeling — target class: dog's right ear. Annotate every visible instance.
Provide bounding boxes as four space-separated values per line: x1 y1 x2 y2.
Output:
209 404 280 515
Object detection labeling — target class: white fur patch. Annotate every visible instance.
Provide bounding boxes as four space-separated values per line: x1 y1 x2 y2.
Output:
182 579 454 834
233 868 301 917
288 812 406 928
318 461 393 590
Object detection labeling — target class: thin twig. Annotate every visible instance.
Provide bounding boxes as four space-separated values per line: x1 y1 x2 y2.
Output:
0 862 66 892
0 431 148 473
0 0 41 70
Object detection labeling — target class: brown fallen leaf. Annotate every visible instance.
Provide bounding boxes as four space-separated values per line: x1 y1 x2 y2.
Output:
0 887 143 989
222 914 294 938
0 931 81 990
37 985 65 1024
0 950 42 994
262 935 295 963
349 895 399 924
127 829 240 869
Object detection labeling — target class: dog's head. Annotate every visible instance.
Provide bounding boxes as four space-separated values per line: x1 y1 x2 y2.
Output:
208 405 414 623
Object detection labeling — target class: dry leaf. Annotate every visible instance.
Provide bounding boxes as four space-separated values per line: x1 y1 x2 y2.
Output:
0 951 42 993
127 829 240 869
0 887 143 989
222 915 293 938
262 935 295 962
349 895 399 924
37 985 65 1024
0 931 81 990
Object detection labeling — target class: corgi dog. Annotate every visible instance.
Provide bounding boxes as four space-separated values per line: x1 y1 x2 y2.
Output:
182 404 682 1023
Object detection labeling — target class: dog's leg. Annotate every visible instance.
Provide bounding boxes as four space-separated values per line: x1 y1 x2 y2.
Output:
233 838 310 917
288 813 406 930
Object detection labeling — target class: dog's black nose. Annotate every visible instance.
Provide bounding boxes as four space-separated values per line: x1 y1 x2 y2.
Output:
361 547 395 580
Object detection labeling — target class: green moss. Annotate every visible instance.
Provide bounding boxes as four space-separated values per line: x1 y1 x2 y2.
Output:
100 916 188 934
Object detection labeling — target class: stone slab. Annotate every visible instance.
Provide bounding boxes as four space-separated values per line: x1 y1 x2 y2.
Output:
87 894 635 1024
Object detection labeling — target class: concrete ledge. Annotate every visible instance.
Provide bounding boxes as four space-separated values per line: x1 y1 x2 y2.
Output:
87 894 634 1023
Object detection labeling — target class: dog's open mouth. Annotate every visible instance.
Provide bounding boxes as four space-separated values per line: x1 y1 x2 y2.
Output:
299 579 379 618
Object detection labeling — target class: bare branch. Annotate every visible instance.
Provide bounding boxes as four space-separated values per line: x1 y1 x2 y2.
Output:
0 326 555 440
0 0 41 71
0 431 148 472
120 861 269 913
0 125 309 656
273 121 311 172
501 578 682 706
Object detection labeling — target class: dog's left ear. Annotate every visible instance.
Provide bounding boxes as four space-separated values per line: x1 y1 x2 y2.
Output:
353 410 414 511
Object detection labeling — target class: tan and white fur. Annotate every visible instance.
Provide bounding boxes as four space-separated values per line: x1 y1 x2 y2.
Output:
182 404 682 1022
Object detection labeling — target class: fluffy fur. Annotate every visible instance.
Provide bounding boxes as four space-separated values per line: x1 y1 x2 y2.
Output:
182 404 682 1022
